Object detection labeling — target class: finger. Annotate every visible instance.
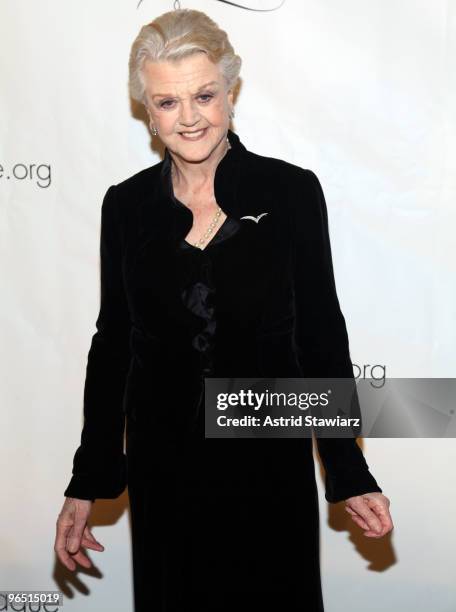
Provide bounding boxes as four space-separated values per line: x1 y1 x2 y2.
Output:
372 508 394 534
68 548 93 569
67 529 104 569
346 507 369 531
348 507 384 538
360 497 384 533
344 506 370 530
349 499 383 534
364 531 384 538
350 513 371 531
81 527 104 551
363 497 394 534
80 536 104 551
55 516 77 571
55 538 77 571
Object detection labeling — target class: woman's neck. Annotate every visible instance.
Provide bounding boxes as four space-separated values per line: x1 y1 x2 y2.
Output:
169 134 230 194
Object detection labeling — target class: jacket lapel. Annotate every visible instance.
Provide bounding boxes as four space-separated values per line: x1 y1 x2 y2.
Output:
135 128 247 258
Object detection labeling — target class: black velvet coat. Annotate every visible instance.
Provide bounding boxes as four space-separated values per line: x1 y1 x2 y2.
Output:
64 129 382 612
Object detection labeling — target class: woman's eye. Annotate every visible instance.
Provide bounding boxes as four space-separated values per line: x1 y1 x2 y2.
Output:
159 94 213 109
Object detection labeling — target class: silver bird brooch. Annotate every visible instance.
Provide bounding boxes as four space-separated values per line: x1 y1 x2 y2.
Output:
240 212 269 223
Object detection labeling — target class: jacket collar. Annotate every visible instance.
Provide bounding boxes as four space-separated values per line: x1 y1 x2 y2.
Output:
162 128 245 204
136 129 247 254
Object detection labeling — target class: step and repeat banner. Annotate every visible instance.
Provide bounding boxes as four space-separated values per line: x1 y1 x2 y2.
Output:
1 1 455 611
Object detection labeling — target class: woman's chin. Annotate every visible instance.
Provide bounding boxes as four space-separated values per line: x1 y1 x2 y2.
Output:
175 141 218 162
166 129 227 163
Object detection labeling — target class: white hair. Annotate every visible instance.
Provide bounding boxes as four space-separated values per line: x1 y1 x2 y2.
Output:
128 8 242 105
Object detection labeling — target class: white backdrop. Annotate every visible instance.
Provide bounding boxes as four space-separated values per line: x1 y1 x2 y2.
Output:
1 1 455 611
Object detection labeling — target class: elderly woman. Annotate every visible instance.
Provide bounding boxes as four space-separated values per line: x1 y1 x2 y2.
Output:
55 8 393 612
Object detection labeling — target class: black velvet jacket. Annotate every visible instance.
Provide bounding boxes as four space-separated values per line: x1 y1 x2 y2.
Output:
64 129 382 504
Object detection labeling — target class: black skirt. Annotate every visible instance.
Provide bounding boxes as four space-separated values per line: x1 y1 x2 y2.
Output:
127 425 324 612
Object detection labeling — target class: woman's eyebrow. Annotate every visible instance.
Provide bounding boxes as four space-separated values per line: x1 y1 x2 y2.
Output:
152 81 219 99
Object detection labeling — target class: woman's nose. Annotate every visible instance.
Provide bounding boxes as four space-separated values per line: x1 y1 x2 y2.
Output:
179 99 200 125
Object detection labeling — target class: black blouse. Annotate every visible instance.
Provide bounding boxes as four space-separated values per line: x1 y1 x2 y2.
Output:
177 214 240 375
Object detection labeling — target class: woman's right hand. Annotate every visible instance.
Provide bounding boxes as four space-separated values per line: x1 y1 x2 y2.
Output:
54 497 104 571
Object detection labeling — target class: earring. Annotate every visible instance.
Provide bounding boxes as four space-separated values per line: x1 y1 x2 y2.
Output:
150 123 158 136
229 108 235 119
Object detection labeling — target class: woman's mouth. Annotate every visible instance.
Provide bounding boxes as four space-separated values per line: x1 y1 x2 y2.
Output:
179 128 208 141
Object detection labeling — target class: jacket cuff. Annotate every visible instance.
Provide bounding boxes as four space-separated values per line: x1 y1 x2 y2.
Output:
324 468 383 504
63 453 127 501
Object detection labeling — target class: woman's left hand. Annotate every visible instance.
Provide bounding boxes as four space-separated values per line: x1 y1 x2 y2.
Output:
344 492 393 538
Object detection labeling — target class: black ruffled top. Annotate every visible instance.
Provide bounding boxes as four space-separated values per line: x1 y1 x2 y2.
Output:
176 216 240 378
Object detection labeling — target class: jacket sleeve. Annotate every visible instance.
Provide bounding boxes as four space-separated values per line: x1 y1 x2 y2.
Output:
292 168 382 504
64 185 131 501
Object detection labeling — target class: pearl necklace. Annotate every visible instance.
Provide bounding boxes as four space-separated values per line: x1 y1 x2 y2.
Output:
193 205 223 249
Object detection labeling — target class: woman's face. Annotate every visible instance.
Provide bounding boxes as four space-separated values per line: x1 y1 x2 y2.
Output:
142 53 234 163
